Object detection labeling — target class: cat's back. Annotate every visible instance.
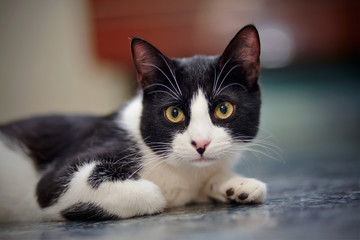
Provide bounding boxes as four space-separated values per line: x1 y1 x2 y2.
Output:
0 114 100 222
0 114 99 169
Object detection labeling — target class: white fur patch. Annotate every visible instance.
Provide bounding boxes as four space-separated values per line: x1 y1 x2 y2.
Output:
119 93 143 143
0 137 42 222
205 173 267 203
47 162 166 219
219 177 267 203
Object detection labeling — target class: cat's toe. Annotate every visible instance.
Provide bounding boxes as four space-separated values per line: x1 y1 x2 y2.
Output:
236 179 266 204
221 177 267 204
226 188 235 197
238 192 249 200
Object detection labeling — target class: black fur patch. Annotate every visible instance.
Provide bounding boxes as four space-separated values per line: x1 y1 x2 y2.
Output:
0 113 142 208
0 115 99 171
61 202 120 221
88 160 141 188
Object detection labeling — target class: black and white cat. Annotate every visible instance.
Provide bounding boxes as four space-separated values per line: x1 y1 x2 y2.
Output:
0 25 266 222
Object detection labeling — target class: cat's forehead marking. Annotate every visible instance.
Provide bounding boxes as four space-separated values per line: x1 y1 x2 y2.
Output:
187 89 213 141
190 90 209 122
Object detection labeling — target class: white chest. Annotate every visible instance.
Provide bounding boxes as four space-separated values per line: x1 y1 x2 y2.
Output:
140 160 220 207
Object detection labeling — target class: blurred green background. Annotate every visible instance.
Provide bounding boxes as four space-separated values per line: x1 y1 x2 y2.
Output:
247 63 360 180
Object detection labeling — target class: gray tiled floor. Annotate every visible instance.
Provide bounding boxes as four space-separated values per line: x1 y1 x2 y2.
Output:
0 63 359 240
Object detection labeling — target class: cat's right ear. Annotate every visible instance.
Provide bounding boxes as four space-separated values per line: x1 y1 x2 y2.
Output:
219 25 261 88
131 37 171 88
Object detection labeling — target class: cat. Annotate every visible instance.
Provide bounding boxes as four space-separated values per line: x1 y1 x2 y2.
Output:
0 24 266 222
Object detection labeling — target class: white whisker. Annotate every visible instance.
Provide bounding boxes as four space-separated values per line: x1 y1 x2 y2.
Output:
160 55 182 96
215 64 241 96
141 62 181 98
144 83 180 101
147 90 180 100
215 83 246 96
213 58 231 95
212 65 217 95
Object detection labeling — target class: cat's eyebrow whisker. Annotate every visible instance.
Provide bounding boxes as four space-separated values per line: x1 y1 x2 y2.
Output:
215 83 247 96
215 64 241 97
160 55 182 96
147 90 180 100
141 62 181 98
144 83 180 101
213 58 231 95
212 65 217 95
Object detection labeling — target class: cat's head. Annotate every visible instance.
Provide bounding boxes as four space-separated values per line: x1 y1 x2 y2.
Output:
131 25 261 167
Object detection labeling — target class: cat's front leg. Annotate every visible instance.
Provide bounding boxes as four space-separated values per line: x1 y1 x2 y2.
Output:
205 172 267 204
43 162 166 221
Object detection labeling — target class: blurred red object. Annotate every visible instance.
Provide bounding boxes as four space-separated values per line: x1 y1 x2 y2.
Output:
89 0 359 67
90 0 221 68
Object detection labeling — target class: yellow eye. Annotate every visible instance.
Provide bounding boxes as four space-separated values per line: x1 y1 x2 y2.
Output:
165 106 185 123
214 102 234 119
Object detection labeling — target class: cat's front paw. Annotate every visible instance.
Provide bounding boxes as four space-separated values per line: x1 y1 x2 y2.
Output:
219 177 266 204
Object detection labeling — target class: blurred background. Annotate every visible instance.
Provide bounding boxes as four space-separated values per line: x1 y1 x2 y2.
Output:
0 0 359 179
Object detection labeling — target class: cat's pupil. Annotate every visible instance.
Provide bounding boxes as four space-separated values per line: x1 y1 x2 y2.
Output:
172 108 179 118
220 104 228 114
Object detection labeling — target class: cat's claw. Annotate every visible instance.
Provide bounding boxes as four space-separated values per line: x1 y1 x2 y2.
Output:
220 177 266 204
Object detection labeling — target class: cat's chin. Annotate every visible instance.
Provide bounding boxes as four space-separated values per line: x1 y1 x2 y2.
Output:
190 157 218 167
165 154 219 168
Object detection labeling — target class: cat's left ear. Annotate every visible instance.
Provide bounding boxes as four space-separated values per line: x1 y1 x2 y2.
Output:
131 37 172 88
219 25 261 87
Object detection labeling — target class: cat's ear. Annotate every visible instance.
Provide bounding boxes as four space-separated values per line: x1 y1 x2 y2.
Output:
219 25 261 87
131 37 172 88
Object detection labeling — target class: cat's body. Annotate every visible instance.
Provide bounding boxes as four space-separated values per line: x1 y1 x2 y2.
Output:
0 25 266 222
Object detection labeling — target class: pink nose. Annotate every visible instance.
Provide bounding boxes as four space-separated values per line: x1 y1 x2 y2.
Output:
191 140 211 155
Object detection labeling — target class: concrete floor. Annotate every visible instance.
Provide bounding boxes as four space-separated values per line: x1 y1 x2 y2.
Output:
0 63 359 240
